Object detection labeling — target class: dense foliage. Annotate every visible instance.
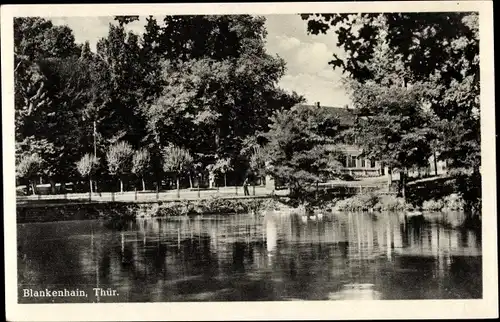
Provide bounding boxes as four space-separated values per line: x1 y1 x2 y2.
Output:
14 15 303 193
301 12 480 205
261 104 345 202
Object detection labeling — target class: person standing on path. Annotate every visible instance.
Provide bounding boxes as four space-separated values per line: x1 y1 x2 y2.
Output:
243 177 249 196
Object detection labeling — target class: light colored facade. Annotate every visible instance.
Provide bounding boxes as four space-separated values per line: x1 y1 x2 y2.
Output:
338 144 383 177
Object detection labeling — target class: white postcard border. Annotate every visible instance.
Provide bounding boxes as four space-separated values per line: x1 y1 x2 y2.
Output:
2 1 497 321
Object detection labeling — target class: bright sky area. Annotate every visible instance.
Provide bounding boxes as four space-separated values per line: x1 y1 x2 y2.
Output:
50 15 351 107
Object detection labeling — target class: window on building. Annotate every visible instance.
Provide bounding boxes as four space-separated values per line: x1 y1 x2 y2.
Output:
348 155 357 168
370 159 376 168
361 158 366 168
341 156 347 167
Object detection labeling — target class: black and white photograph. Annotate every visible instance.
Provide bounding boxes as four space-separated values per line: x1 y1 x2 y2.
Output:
2 1 497 321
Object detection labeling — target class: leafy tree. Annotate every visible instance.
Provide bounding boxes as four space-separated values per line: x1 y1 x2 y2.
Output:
95 24 147 148
14 17 90 190
162 145 193 197
36 57 95 183
76 153 99 194
14 17 79 138
249 147 267 186
141 15 302 177
106 141 134 193
300 12 479 172
132 148 151 192
348 81 436 197
301 12 480 205
14 58 51 139
262 104 344 203
213 158 233 187
189 161 204 189
14 17 78 61
16 153 43 195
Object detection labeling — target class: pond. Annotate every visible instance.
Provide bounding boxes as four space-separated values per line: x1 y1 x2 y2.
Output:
17 211 482 302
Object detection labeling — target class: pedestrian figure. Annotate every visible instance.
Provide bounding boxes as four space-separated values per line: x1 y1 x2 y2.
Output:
243 177 250 196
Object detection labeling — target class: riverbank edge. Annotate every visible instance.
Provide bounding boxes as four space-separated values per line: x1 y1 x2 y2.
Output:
16 197 280 224
17 192 480 228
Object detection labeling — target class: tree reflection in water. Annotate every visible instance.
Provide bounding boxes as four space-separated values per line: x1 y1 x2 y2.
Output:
18 211 482 302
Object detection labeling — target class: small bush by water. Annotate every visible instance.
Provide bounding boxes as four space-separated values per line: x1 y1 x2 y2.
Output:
334 193 408 212
421 193 465 212
422 199 444 211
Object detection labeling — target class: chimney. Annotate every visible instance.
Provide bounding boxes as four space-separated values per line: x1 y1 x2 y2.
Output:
316 101 320 108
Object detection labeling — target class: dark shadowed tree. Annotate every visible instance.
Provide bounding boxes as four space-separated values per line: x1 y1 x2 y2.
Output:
301 12 480 206
262 104 344 203
301 12 479 172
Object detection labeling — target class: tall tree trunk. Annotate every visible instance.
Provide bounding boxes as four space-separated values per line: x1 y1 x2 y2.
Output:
93 120 97 156
215 128 220 153
89 178 93 194
189 174 193 189
176 176 180 198
400 170 406 200
142 177 146 192
224 173 227 187
31 180 36 195
387 167 393 192
119 178 123 193
433 150 438 176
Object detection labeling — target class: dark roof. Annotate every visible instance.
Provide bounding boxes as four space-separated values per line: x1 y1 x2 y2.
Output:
293 104 356 126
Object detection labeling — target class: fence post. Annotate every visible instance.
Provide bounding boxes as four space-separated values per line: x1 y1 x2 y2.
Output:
235 185 238 196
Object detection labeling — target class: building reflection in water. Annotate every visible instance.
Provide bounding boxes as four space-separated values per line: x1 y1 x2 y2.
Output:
17 210 482 302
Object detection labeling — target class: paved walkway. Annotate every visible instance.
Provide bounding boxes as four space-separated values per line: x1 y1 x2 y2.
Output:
16 186 288 207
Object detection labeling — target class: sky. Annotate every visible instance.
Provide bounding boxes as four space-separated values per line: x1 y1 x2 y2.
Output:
50 15 350 107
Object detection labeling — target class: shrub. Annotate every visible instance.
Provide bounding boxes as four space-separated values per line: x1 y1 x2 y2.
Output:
334 192 390 212
135 203 159 217
157 201 200 216
373 195 407 211
442 193 465 211
422 199 444 211
334 195 367 211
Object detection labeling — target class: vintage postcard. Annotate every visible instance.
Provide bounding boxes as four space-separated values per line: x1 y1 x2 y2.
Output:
2 1 497 321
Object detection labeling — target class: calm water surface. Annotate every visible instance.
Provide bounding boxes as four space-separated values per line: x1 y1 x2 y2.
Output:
18 211 482 302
